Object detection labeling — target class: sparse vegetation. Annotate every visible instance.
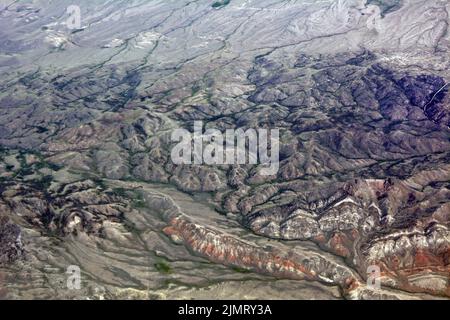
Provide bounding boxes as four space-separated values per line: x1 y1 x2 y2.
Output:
92 177 107 190
212 0 230 9
34 160 62 172
130 191 147 209
232 266 251 274
155 261 172 274
14 166 33 178
111 187 128 197
32 175 53 190
131 198 147 209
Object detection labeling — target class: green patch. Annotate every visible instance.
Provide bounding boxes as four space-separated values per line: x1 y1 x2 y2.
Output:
191 84 201 96
17 152 27 167
14 166 33 178
111 187 128 197
212 0 230 9
232 266 251 274
131 199 147 209
155 262 172 274
34 160 61 171
92 177 107 190
130 191 147 209
33 175 53 191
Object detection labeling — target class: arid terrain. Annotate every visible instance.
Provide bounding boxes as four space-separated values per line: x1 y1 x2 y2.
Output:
0 0 449 300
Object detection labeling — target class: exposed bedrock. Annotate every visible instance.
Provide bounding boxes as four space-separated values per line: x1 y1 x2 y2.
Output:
134 189 434 300
145 191 393 299
243 174 450 297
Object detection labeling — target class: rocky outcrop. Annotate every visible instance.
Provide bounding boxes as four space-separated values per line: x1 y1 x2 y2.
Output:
243 174 450 296
0 216 24 265
0 177 131 238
